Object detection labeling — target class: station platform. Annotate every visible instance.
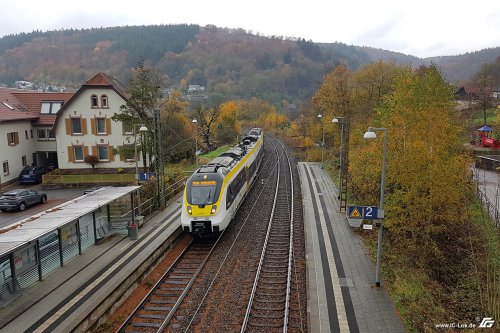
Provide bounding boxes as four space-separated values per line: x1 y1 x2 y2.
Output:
0 196 183 333
298 162 405 333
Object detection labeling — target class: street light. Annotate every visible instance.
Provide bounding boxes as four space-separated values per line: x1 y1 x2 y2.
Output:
318 114 324 169
333 117 344 200
192 118 198 169
363 126 387 287
134 124 148 216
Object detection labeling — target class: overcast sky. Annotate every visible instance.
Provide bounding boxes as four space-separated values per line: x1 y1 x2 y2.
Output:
1 0 499 58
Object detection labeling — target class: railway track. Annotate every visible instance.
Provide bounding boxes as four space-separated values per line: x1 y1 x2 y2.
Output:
116 135 305 333
241 137 296 333
116 237 218 333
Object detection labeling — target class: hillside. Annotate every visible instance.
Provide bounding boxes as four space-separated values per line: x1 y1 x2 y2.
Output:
0 24 498 106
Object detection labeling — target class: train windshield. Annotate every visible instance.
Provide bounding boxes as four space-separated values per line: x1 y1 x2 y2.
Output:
189 180 218 205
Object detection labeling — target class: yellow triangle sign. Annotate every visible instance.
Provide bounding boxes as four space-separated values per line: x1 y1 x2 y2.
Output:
350 207 362 218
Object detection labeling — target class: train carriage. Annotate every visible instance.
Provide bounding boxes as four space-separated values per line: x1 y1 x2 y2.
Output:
181 128 264 235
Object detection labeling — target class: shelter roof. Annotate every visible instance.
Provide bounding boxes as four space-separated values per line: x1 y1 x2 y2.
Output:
0 186 139 257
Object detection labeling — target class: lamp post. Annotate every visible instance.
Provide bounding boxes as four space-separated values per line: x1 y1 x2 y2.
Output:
333 117 344 200
318 114 324 169
363 127 388 287
192 118 198 169
134 124 148 216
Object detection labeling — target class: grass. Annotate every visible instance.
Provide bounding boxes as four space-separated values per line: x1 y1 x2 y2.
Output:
471 108 497 126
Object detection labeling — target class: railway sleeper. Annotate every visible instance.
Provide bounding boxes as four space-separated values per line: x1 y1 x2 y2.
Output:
138 314 167 319
258 279 287 285
149 300 174 306
172 269 197 274
252 304 285 311
150 297 177 303
165 280 190 284
251 312 284 319
167 274 193 279
257 285 287 292
131 321 161 328
248 320 283 328
143 306 173 311
254 296 286 303
260 268 287 273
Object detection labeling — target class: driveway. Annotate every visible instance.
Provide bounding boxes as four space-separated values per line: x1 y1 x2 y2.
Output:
0 183 91 229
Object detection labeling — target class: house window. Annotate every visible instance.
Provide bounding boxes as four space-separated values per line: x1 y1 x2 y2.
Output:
74 146 84 162
96 118 106 134
123 122 133 135
97 145 109 161
91 95 98 108
37 129 47 140
71 118 82 134
25 130 28 140
123 144 135 161
7 132 18 146
48 130 56 140
22 155 27 167
2 161 9 175
101 95 108 108
41 101 63 114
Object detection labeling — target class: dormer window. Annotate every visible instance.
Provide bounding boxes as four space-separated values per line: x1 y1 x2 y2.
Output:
91 95 98 108
101 95 108 108
41 101 63 114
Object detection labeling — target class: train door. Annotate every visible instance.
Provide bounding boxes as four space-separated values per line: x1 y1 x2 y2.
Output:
245 166 249 191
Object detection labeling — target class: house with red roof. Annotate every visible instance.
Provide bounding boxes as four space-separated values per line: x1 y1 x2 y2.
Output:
0 88 72 187
52 73 147 171
0 72 144 188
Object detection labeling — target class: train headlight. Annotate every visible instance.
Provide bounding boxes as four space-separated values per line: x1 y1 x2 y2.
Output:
187 206 192 214
211 205 217 214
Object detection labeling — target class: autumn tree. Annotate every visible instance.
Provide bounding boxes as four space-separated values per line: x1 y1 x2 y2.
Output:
310 65 353 162
349 65 473 327
471 64 496 125
193 103 220 149
258 110 289 133
159 90 192 163
214 101 241 145
112 60 167 171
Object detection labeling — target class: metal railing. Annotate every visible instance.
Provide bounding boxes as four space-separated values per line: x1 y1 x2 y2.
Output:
477 186 500 228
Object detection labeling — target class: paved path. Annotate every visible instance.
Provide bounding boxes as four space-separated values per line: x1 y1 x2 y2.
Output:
299 162 405 333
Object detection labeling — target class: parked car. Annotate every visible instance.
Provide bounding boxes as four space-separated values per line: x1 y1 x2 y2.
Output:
18 166 53 184
18 166 52 184
0 189 47 212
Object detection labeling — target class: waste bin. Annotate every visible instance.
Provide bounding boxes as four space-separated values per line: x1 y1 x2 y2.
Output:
129 223 139 240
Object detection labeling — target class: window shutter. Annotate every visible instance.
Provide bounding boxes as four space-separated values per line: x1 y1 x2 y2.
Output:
109 145 115 161
81 118 88 134
67 146 74 162
83 146 89 157
14 132 19 144
65 118 71 135
106 118 111 135
90 118 96 135
119 146 125 161
92 145 97 156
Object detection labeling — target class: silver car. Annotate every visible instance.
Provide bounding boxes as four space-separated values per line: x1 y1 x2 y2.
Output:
0 189 47 212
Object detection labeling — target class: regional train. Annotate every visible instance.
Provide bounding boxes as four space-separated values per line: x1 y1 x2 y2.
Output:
181 128 264 235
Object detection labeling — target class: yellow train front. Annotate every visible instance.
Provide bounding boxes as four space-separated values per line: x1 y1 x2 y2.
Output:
181 128 264 235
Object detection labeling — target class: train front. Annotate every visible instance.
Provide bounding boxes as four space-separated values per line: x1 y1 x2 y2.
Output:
181 172 224 235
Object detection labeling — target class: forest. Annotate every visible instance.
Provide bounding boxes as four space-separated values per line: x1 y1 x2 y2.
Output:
0 24 498 110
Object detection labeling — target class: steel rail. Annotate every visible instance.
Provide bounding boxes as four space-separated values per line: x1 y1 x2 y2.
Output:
241 136 294 333
116 235 221 333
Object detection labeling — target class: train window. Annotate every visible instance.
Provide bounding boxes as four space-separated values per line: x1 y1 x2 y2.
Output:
190 181 217 205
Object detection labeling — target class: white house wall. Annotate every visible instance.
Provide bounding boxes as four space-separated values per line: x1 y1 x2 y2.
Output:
55 88 142 170
0 120 37 185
